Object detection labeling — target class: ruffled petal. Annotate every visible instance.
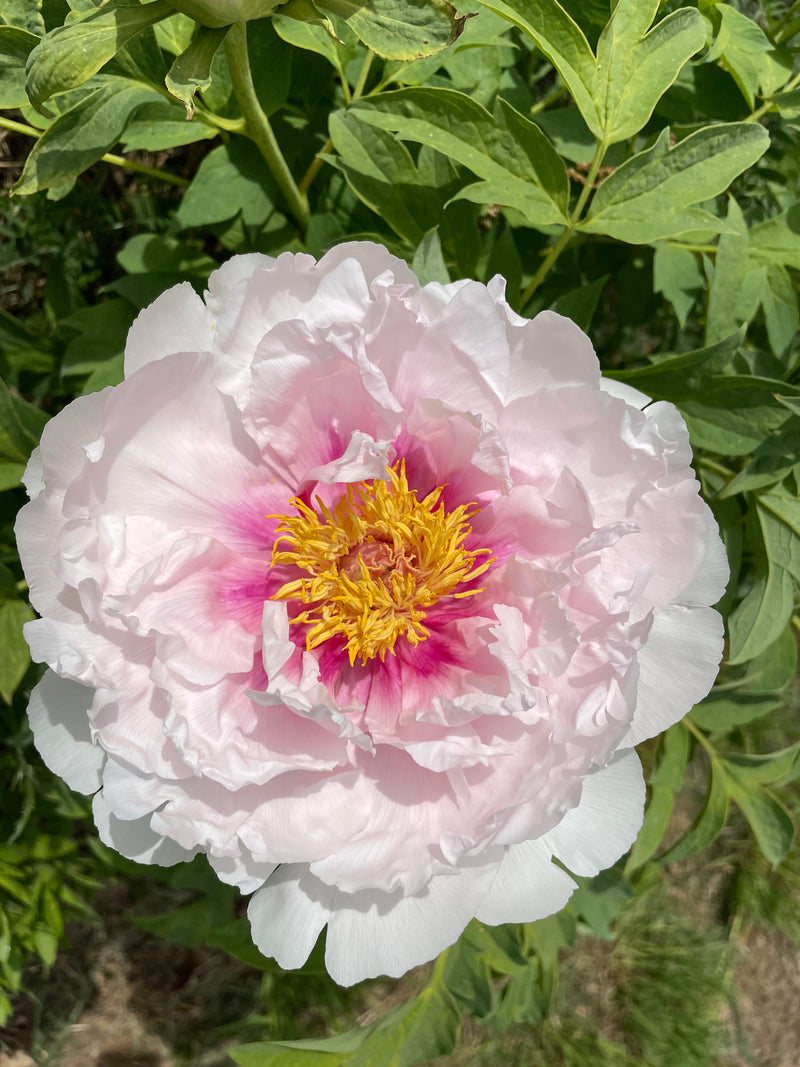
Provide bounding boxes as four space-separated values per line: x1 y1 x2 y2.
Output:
27 671 104 794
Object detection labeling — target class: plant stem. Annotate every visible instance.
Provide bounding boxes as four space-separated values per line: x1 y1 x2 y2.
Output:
748 70 800 122
695 455 736 480
352 50 374 101
0 116 189 187
520 137 608 307
298 138 332 197
683 716 718 762
225 21 310 232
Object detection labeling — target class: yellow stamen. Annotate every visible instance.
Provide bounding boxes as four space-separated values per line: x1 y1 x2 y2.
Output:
270 462 493 665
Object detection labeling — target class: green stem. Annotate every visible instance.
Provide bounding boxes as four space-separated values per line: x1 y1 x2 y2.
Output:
225 21 309 232
352 50 374 101
683 716 719 763
695 455 736 479
0 116 189 187
520 137 608 308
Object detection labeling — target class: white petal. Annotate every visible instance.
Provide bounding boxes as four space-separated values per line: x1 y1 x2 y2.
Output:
248 864 335 971
28 671 104 794
324 861 498 985
677 502 730 608
474 838 577 925
600 376 651 409
543 750 645 876
124 282 214 377
621 605 724 747
92 792 197 866
22 446 44 499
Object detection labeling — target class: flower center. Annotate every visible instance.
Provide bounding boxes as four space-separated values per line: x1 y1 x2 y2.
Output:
270 462 493 665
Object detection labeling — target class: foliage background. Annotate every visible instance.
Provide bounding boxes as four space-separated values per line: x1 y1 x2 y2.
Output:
1 0 799 1062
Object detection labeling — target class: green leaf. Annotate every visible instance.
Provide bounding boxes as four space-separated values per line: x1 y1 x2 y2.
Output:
723 775 794 865
312 0 468 61
727 495 800 665
677 375 800 456
0 25 39 108
748 204 800 270
705 195 751 346
173 137 286 230
567 869 632 940
0 463 25 492
725 744 800 786
328 110 455 245
230 1030 367 1067
550 274 608 332
411 228 450 285
751 263 799 358
653 243 703 327
478 0 704 143
606 327 743 393
691 692 783 732
0 0 45 34
592 1 707 142
581 123 770 243
0 600 35 704
166 23 229 118
273 0 358 85
349 977 461 1067
660 759 729 864
704 4 774 110
24 0 173 109
61 300 137 377
626 724 689 873
0 377 48 463
121 100 218 150
351 87 570 228
13 79 163 196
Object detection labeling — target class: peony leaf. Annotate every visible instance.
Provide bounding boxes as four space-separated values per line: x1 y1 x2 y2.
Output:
0 377 48 464
13 79 164 196
724 777 794 866
0 0 45 34
653 243 704 327
727 496 800 665
478 0 705 143
626 724 689 873
412 228 450 285
328 110 464 245
165 23 229 118
581 123 770 244
348 981 461 1067
703 4 774 110
748 204 800 271
0 600 35 705
0 25 38 108
173 137 286 229
24 0 173 110
660 761 729 864
351 87 571 228
312 0 468 62
273 2 358 85
705 196 751 346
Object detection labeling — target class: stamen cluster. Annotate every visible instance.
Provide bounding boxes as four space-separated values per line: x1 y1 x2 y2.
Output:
271 463 493 664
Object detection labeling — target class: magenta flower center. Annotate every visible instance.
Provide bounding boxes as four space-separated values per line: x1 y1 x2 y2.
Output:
270 462 493 665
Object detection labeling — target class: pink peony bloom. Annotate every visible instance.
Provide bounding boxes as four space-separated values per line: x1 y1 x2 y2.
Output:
16 242 727 984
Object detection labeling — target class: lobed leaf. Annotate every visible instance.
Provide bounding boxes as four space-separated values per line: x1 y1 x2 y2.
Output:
313 0 468 61
478 0 704 143
350 87 570 228
24 0 173 109
581 124 770 243
13 79 164 196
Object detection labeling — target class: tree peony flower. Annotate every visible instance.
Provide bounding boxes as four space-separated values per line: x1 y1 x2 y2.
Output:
16 242 727 985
